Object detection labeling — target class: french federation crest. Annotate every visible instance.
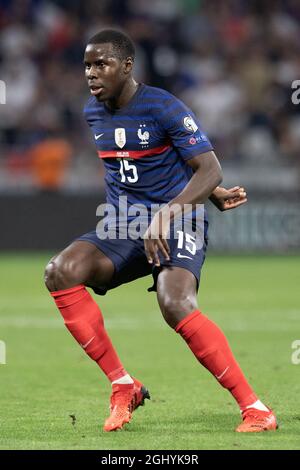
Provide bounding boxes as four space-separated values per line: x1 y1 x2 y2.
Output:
115 128 126 148
137 124 149 145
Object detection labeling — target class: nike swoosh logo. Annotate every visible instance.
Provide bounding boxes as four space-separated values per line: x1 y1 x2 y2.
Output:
81 336 95 349
177 253 193 260
215 366 229 380
95 133 104 140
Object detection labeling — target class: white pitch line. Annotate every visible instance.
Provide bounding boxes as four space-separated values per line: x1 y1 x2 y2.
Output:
0 315 164 330
0 310 298 331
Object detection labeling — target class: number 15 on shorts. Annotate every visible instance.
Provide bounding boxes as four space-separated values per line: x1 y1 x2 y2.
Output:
176 230 196 259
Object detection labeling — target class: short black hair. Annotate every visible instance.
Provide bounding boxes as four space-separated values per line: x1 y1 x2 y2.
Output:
87 29 135 61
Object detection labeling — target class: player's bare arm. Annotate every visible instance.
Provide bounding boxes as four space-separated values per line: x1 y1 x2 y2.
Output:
143 150 222 266
210 186 247 211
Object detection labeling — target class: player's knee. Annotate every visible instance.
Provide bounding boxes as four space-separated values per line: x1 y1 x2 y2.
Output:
159 294 197 329
44 257 82 291
44 259 60 291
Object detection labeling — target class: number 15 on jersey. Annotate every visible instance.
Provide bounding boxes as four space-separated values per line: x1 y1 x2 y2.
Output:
119 160 139 183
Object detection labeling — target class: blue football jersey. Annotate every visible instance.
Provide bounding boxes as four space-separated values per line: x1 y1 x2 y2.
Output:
84 83 213 214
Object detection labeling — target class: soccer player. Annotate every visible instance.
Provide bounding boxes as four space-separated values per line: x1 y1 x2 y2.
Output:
45 30 277 433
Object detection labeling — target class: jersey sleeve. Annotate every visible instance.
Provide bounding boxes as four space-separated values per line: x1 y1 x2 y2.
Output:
157 94 213 161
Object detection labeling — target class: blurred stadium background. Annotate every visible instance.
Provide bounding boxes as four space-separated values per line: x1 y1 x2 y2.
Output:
0 0 299 252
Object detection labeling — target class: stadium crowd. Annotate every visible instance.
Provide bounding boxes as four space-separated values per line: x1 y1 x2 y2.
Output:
0 0 299 191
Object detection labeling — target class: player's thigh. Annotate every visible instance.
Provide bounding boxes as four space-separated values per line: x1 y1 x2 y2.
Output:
72 231 152 295
45 240 115 289
91 239 152 294
156 266 198 328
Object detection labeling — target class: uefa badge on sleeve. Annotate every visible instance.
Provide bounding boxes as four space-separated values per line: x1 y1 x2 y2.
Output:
183 115 198 133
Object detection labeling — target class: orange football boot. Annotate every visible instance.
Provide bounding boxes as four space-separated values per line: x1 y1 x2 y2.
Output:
236 407 278 433
103 377 150 432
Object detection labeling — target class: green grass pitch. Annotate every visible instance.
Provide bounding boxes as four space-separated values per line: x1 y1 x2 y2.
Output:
0 253 299 450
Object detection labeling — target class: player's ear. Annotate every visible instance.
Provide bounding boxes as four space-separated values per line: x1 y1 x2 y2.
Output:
123 57 134 74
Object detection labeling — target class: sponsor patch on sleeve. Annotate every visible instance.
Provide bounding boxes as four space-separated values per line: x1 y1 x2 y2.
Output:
188 134 208 145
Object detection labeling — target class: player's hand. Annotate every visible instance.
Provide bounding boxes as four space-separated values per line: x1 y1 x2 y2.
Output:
209 186 247 212
143 213 170 267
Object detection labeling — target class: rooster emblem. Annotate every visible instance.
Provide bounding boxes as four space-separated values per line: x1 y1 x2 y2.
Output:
137 124 149 145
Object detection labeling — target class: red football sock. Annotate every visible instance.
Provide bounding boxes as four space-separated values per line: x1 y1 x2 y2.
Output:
175 310 257 409
51 285 127 382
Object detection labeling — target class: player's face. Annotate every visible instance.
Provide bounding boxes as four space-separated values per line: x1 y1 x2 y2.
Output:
84 43 132 101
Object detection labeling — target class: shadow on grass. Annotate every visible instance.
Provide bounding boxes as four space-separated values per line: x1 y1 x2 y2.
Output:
114 410 237 435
